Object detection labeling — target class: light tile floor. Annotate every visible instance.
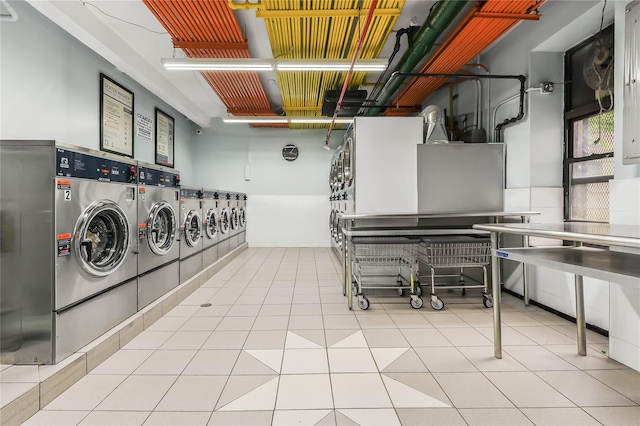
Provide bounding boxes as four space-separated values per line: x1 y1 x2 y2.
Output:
19 248 640 425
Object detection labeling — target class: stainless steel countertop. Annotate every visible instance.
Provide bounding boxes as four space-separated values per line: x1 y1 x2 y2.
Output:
473 222 640 249
339 211 539 221
344 228 489 237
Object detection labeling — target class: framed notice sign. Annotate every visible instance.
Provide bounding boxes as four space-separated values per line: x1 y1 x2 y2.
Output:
100 73 134 157
155 108 175 167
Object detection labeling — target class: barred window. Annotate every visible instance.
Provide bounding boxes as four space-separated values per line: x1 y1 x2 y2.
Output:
564 25 614 223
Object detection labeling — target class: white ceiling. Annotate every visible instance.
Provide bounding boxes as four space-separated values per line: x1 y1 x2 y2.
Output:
27 0 436 129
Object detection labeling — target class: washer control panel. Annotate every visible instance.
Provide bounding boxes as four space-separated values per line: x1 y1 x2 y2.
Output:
56 148 137 183
138 166 180 188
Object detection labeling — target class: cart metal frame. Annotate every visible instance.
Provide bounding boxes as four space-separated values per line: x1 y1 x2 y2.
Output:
417 236 492 310
350 237 423 310
339 212 539 310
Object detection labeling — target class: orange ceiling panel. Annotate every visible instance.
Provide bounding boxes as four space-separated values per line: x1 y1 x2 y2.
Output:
142 0 285 127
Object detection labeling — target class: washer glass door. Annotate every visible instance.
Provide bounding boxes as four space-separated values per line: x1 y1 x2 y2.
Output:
343 137 353 187
336 150 344 190
239 207 246 228
329 210 335 239
230 207 239 230
220 208 230 234
148 201 176 255
184 210 202 247
74 200 130 277
205 208 218 239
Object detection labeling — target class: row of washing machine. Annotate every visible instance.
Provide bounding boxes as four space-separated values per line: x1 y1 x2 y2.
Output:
177 185 246 286
0 141 246 365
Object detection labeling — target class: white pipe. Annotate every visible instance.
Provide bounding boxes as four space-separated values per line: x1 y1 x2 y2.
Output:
1 0 18 21
475 80 481 130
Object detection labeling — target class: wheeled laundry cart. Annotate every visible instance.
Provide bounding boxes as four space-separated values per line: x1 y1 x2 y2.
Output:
417 235 492 310
351 237 423 310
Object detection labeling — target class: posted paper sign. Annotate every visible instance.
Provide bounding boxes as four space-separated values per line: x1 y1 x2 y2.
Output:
136 113 153 141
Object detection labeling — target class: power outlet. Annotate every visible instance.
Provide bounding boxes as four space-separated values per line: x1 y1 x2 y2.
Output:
540 82 554 94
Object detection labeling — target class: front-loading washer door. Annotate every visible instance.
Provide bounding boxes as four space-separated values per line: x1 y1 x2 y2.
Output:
329 210 335 238
205 208 218 239
336 150 344 190
344 137 353 187
239 207 246 228
184 209 202 247
230 207 239 230
147 201 177 255
74 200 131 277
220 208 230 235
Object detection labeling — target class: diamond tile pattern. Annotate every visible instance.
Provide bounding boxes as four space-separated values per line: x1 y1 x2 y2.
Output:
20 248 638 425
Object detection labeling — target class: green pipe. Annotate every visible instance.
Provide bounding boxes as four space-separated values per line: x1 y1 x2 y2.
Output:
366 0 468 116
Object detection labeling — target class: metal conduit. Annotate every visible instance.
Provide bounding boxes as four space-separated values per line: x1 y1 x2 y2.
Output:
380 72 526 141
383 0 544 116
260 0 403 129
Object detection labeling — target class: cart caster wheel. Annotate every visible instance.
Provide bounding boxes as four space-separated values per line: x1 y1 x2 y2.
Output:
483 295 493 308
459 281 466 296
410 297 423 309
414 284 423 297
397 284 404 297
358 296 370 310
430 298 445 311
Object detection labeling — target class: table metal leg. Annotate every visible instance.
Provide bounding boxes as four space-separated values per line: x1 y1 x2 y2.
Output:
346 230 353 310
491 231 502 359
522 216 531 306
574 242 587 356
342 232 347 297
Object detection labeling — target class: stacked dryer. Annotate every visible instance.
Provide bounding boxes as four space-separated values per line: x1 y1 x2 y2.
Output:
217 192 232 258
329 133 354 257
328 117 426 258
202 189 220 269
0 141 138 364
179 186 204 283
136 162 181 309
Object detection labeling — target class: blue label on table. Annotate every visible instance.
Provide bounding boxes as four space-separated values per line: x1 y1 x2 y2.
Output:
496 251 509 258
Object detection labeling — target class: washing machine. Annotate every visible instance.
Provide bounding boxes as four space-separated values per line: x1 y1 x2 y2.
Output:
137 162 181 309
229 193 240 250
330 194 339 256
179 186 203 283
0 141 138 364
217 192 232 258
201 189 220 269
238 194 247 245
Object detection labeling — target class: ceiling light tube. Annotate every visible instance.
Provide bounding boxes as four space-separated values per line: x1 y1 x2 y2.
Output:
275 59 387 72
162 58 387 72
289 117 353 124
162 58 274 71
222 117 289 124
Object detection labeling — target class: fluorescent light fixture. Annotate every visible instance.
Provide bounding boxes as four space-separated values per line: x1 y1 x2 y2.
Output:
222 117 289 124
162 58 274 71
162 58 387 72
276 59 387 72
222 116 354 124
289 117 353 124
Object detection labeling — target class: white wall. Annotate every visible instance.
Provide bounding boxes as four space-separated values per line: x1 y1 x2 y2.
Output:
0 1 198 184
192 122 343 246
